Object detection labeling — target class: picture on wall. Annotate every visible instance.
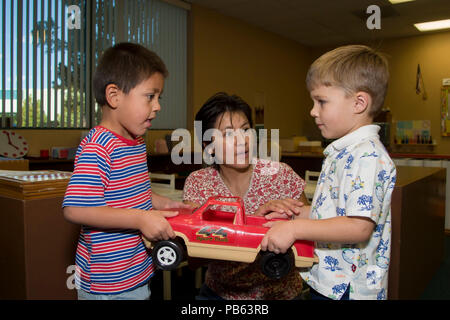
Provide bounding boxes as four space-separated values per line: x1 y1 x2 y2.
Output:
441 85 450 136
396 120 431 144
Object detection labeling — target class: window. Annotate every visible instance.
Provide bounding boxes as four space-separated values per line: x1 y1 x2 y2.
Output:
0 0 187 129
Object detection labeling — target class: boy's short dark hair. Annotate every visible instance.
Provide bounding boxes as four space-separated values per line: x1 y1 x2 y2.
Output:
306 45 389 117
93 42 168 106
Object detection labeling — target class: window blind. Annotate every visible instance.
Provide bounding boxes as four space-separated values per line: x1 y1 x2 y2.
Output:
0 0 187 129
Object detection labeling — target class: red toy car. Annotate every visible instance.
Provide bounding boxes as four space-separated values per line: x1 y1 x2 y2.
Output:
144 196 318 279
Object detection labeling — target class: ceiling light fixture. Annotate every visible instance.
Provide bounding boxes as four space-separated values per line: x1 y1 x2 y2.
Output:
414 19 450 32
388 0 415 4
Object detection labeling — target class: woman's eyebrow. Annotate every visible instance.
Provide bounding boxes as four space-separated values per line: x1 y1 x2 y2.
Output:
221 122 250 130
220 126 234 132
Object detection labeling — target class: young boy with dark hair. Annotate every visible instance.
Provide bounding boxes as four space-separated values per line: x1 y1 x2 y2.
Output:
262 45 397 300
63 42 190 300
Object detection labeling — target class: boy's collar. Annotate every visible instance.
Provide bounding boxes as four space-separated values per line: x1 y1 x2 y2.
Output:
95 125 139 145
324 125 380 155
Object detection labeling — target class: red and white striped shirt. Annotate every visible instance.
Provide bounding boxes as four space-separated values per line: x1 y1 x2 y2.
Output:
63 126 153 294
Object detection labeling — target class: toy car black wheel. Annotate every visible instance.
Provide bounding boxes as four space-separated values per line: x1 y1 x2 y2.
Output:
259 250 294 279
152 240 184 271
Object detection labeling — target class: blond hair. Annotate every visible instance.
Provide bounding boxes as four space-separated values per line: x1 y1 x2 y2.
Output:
306 45 389 117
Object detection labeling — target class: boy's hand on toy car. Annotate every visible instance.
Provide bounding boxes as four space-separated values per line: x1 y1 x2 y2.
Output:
254 198 305 219
261 220 296 254
140 210 179 241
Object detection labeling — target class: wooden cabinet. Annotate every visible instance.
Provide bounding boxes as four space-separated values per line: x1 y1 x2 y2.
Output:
388 166 446 299
0 172 79 299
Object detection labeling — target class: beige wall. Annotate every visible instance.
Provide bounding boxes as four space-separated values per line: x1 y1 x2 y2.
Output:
191 4 313 139
14 5 450 158
310 31 450 155
13 129 173 157
13 130 83 157
381 31 450 155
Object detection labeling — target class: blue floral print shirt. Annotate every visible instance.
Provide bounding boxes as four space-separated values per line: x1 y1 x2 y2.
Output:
300 125 397 300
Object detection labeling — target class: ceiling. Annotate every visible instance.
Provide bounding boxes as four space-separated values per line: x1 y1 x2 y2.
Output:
185 0 450 47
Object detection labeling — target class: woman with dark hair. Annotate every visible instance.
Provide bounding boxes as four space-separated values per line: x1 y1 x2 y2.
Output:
183 92 309 300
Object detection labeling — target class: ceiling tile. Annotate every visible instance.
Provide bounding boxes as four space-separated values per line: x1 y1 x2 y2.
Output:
187 0 450 46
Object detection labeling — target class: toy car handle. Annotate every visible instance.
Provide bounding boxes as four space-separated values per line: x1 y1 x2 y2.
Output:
204 196 245 208
208 195 241 202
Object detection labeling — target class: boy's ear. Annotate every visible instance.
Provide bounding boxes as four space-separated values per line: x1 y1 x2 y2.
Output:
105 84 122 109
353 91 371 114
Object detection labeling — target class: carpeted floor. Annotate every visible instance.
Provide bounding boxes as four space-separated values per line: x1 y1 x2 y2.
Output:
420 235 450 300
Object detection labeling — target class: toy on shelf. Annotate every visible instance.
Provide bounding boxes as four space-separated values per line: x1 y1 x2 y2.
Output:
143 196 318 279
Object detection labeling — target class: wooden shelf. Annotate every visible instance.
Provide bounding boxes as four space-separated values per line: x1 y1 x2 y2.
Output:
391 143 436 154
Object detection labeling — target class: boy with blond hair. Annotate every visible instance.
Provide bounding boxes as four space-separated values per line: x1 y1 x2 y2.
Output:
262 45 396 300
